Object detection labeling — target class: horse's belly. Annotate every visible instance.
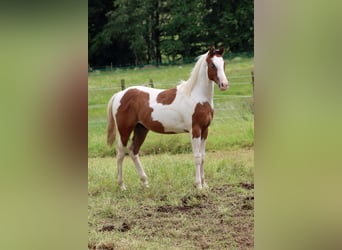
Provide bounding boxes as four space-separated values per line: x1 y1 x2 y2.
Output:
150 109 191 133
162 122 190 133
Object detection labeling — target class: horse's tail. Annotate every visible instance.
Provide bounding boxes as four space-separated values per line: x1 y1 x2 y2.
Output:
107 95 116 147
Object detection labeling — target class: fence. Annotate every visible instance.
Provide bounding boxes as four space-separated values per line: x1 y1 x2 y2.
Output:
88 52 254 72
88 72 254 92
88 72 254 126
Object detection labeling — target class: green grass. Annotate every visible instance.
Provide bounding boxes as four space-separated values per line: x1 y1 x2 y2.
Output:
88 150 254 249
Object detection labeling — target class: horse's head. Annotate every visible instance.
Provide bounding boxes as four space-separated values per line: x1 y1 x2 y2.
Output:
206 46 229 91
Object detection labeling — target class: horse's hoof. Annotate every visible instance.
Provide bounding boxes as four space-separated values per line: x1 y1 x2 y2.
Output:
120 184 127 191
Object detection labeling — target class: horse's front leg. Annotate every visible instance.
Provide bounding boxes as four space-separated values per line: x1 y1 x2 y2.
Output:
200 138 208 189
191 136 203 189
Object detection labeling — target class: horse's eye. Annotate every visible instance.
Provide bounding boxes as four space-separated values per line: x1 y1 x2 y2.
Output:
210 63 216 68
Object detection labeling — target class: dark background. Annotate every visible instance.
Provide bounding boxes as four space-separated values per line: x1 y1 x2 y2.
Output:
89 0 253 67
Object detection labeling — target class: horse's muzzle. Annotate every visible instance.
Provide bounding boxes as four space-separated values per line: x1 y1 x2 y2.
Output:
219 82 229 91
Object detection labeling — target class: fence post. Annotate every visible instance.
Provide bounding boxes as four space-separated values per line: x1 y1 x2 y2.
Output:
121 79 125 90
251 70 254 95
149 79 154 88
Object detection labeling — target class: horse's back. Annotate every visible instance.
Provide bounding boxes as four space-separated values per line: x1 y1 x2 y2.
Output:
112 86 161 112
111 85 193 134
112 86 163 128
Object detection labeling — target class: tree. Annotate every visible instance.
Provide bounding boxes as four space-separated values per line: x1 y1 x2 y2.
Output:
99 0 163 66
88 0 254 67
88 0 116 66
160 0 206 61
204 0 254 52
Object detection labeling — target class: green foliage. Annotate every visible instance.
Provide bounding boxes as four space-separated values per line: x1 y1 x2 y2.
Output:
89 0 254 67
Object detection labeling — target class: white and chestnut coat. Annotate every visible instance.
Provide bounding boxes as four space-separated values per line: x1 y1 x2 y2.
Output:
107 47 229 190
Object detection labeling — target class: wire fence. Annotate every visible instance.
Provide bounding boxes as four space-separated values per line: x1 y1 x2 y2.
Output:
88 99 254 126
88 72 254 127
89 52 254 72
88 74 252 91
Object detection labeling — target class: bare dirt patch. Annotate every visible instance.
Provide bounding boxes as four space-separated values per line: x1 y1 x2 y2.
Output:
88 241 115 250
92 184 253 249
240 182 254 190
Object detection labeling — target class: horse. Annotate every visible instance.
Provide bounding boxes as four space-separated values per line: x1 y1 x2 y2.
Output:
107 46 229 190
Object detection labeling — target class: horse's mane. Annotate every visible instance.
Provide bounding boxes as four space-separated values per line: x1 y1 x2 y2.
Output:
179 52 208 95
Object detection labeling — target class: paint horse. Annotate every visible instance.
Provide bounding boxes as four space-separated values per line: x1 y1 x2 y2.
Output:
107 47 229 190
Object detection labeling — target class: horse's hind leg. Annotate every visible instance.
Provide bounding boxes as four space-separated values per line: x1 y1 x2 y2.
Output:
116 126 133 191
129 123 149 188
116 138 127 191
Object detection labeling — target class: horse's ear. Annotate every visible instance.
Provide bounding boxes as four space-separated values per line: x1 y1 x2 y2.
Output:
218 46 225 56
209 46 216 56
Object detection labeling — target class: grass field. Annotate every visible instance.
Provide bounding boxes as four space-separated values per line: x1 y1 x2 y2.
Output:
88 55 254 249
88 150 254 249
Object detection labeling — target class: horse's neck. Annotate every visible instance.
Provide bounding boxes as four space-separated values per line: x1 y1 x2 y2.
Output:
190 62 214 105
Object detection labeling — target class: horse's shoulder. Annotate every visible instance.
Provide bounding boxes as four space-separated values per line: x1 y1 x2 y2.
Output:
156 87 177 105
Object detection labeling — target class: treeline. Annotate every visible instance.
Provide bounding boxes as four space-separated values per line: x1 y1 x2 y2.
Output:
89 0 253 67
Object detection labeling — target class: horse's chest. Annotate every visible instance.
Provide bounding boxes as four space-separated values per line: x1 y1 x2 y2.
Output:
192 102 214 127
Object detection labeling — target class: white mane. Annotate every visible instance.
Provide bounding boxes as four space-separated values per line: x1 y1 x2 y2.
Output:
179 52 208 95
